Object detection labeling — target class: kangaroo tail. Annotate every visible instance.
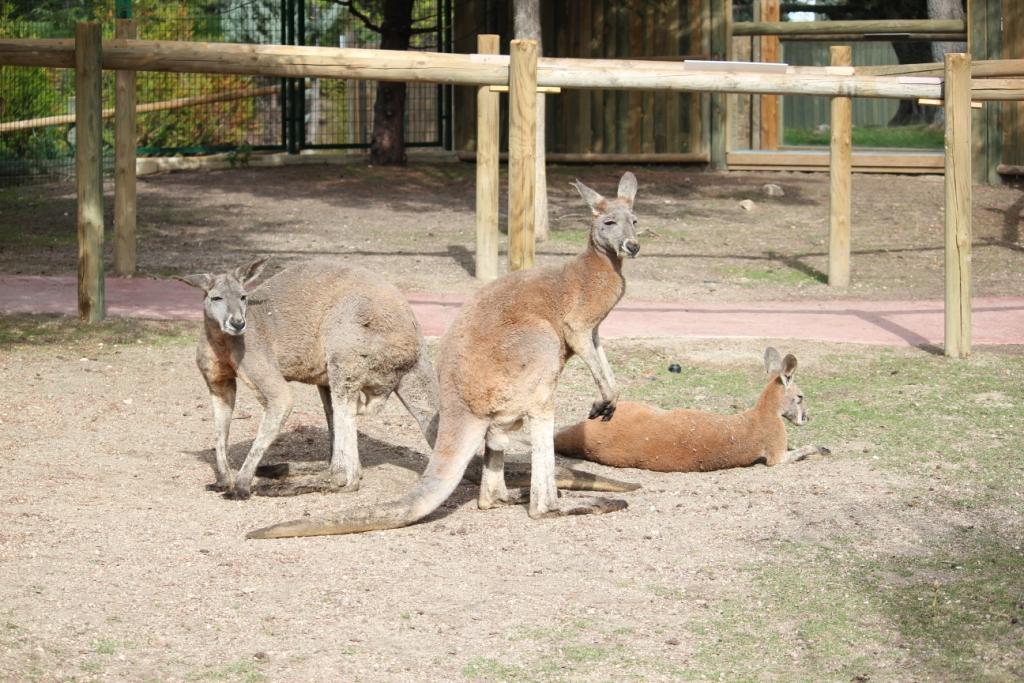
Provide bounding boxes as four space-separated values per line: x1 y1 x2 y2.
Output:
247 416 485 540
461 461 641 493
395 340 440 450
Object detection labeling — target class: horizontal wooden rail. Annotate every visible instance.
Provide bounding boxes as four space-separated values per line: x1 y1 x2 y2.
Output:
780 32 965 43
732 19 965 36
2 38 1023 102
0 86 279 132
857 59 1024 78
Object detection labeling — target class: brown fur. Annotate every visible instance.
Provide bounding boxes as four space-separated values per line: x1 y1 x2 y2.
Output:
178 259 438 499
554 348 828 472
248 172 643 538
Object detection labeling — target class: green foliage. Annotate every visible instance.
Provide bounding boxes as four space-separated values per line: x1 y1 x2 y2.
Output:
785 124 945 149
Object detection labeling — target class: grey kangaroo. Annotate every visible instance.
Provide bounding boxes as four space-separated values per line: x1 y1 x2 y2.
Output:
177 259 439 499
248 172 642 538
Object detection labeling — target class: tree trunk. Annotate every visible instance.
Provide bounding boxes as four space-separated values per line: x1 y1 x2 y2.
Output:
888 40 937 126
370 0 414 165
927 0 967 127
514 0 549 242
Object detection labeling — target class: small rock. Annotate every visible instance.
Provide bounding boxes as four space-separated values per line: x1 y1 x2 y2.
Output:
665 637 680 646
668 363 682 374
253 651 270 661
762 183 785 197
739 199 756 211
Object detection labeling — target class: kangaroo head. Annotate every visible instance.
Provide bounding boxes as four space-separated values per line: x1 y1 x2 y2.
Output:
175 257 268 336
764 347 808 425
571 171 640 259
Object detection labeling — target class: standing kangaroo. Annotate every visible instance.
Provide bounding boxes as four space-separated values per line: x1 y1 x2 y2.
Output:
248 172 642 538
553 348 829 472
177 259 439 499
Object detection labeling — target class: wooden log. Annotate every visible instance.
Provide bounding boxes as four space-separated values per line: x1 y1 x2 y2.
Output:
487 85 560 93
114 18 137 277
0 86 280 132
828 46 852 289
75 22 105 323
857 58 1024 77
0 38 956 100
759 0 780 150
997 163 1024 175
919 97 983 108
732 19 966 36
475 35 500 282
781 33 966 43
508 39 538 272
709 0 730 169
456 151 709 163
944 53 972 358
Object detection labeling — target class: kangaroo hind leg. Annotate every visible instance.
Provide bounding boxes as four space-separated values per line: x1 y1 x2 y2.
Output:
527 411 628 519
477 427 529 510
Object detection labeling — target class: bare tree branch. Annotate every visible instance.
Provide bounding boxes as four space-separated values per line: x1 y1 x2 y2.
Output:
326 0 382 33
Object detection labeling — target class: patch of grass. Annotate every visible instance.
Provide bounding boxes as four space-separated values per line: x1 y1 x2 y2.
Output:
93 638 121 655
686 531 1024 681
785 124 945 149
187 659 266 683
546 228 589 245
0 314 193 349
462 656 528 681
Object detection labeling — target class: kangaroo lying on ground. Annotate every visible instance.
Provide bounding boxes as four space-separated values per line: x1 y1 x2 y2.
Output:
553 347 829 472
248 172 642 538
177 259 439 499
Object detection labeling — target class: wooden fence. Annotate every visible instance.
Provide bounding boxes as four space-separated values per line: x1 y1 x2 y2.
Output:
2 30 1023 357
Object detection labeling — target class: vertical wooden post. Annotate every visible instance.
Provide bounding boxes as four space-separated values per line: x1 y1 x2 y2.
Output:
114 18 137 276
75 21 105 322
944 52 972 358
709 0 731 170
968 0 1002 185
475 34 500 281
759 0 780 150
508 39 537 272
828 45 852 288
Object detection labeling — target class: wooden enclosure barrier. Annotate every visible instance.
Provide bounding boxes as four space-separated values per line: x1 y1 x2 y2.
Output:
74 22 104 323
944 53 973 358
4 31 1022 356
475 35 500 282
114 18 137 277
828 46 852 288
508 39 538 272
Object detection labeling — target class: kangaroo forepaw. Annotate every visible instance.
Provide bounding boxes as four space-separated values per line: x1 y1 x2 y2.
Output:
588 400 617 422
529 495 628 519
223 487 252 501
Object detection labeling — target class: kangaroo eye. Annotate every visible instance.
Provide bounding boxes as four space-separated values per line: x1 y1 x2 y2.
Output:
603 219 616 226
240 295 247 302
797 395 804 403
210 296 223 302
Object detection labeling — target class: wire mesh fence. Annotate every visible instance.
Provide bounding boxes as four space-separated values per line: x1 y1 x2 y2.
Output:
0 0 448 186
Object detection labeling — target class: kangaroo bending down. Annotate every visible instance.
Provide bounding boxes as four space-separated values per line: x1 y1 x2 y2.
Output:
177 259 439 499
554 348 829 472
248 172 642 539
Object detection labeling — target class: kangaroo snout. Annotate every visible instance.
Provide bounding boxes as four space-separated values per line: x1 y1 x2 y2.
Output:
622 239 640 257
227 317 246 335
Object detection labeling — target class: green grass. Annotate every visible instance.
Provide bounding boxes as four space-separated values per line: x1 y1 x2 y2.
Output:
187 659 266 683
556 342 1024 680
784 124 945 149
0 314 193 348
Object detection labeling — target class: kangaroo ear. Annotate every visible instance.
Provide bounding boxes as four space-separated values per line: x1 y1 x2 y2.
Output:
173 273 213 292
617 171 638 207
764 347 782 375
780 354 798 386
571 179 607 216
234 257 269 287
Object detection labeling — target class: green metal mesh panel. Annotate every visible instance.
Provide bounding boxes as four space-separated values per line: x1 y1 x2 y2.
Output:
1 0 448 186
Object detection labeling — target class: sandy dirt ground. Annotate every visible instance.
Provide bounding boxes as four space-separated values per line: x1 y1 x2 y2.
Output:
1 162 1022 303
1 324 1020 681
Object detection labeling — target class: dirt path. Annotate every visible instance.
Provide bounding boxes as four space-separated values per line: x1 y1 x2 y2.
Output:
1 327 1020 681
